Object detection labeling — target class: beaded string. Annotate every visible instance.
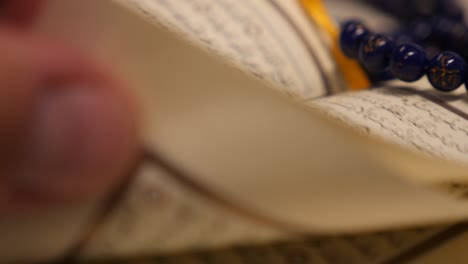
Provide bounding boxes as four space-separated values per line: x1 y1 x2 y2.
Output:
299 0 370 90
369 0 467 60
340 20 467 92
338 0 468 92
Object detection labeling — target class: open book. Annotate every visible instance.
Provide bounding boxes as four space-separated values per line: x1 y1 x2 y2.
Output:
3 0 468 263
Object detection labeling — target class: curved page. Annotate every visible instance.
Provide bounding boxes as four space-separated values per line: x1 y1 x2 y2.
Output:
3 0 468 262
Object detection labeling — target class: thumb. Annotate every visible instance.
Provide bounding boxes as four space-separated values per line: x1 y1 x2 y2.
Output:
0 29 139 210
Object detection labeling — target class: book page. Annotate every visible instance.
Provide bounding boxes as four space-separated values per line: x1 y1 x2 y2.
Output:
311 84 468 165
120 0 340 98
21 0 468 262
92 224 468 264
311 83 468 199
80 156 290 260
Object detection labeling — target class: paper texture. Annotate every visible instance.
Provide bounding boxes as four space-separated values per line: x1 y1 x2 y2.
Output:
120 0 340 98
107 224 468 264
81 156 288 259
11 0 468 262
312 85 468 164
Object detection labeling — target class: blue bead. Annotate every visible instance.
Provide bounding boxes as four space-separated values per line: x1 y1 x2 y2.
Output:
427 52 466 92
340 20 370 58
358 33 394 73
390 44 427 82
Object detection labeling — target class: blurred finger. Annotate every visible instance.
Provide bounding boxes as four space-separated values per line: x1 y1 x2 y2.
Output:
0 29 139 211
0 0 43 27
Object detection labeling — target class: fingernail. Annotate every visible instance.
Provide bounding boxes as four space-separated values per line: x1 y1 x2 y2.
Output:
13 84 134 200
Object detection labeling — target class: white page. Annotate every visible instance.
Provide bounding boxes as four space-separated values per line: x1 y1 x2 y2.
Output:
13 0 468 262
121 0 339 98
312 84 468 165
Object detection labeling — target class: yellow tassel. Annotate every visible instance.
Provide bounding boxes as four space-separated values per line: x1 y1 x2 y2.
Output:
299 0 370 91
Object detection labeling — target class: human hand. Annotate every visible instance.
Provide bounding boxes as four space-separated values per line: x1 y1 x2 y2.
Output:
0 0 139 211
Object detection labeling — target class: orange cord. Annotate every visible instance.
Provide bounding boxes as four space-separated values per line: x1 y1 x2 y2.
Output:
299 0 370 90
